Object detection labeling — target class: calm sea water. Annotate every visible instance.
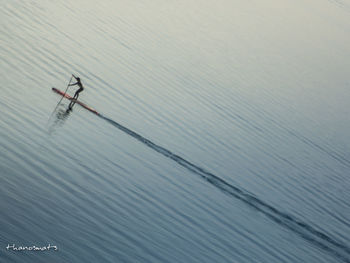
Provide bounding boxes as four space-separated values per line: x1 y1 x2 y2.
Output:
1 0 350 262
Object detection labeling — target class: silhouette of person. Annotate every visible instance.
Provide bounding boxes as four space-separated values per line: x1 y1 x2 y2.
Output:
68 75 84 108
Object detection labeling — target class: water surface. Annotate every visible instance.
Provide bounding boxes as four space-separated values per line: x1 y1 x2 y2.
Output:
1 0 350 262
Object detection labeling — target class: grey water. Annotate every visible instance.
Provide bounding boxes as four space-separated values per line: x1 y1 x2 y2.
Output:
1 0 350 262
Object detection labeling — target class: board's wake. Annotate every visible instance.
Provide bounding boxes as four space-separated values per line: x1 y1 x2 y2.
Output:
51 87 350 262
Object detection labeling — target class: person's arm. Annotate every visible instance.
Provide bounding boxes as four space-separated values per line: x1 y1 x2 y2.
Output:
69 75 79 86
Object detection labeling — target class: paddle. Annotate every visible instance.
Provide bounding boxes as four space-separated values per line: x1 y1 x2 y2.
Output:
48 75 73 120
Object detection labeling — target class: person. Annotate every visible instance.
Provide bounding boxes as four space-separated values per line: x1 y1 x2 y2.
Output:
68 75 84 108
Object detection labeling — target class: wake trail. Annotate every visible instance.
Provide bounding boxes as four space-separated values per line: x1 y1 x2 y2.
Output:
99 114 350 262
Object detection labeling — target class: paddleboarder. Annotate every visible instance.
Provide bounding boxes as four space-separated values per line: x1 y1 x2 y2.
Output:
68 75 84 108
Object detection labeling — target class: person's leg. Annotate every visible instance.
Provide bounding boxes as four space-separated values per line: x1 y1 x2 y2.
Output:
73 89 81 100
69 99 74 109
71 93 79 107
69 93 76 109
69 89 82 109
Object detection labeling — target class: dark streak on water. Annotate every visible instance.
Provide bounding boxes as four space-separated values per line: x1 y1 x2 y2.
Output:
100 114 350 262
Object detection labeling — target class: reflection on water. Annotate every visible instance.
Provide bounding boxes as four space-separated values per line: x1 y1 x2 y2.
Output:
47 105 72 134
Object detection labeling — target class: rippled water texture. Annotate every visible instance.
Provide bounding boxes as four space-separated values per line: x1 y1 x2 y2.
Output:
1 1 350 262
